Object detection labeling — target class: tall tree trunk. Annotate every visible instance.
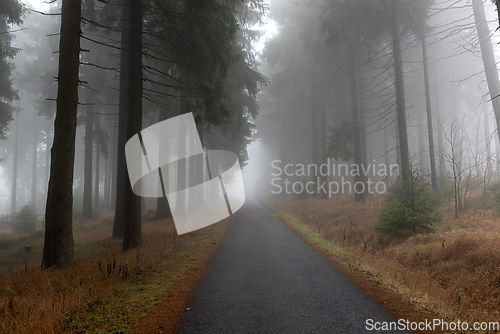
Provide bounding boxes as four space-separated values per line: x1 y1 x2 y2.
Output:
82 105 94 219
484 101 493 180
417 107 426 173
11 113 19 214
104 118 113 209
422 34 437 189
319 78 328 198
434 72 445 179
112 0 129 238
41 0 81 268
153 108 172 219
349 47 365 202
122 0 143 251
32 121 38 208
45 125 51 197
196 118 206 203
472 0 500 144
188 130 197 205
104 152 110 208
311 66 320 195
392 1 411 182
395 114 401 169
496 131 500 173
175 93 187 220
357 64 368 189
94 116 100 214
109 117 117 209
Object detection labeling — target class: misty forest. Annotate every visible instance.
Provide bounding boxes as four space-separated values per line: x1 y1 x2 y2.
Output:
1 0 500 332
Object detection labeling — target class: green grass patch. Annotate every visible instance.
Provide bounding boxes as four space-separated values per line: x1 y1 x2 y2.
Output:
65 223 224 334
274 210 340 255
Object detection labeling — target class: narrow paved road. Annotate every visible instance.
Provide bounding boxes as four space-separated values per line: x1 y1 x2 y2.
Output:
176 199 409 333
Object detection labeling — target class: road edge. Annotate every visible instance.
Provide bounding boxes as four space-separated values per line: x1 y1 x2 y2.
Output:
266 204 445 334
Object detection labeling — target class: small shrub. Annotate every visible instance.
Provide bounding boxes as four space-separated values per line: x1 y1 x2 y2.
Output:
12 205 38 234
374 171 442 237
486 179 500 200
0 214 11 229
485 180 500 212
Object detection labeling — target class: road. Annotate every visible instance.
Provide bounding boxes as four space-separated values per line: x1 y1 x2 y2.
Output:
176 199 409 333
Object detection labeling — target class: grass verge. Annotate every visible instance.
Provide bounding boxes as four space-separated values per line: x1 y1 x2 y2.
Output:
0 213 229 334
267 196 500 333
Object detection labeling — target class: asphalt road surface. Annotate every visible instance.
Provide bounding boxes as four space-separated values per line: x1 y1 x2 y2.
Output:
176 199 410 334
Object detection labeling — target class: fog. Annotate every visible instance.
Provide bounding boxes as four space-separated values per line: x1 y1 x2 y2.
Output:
3 0 500 328
244 0 500 205
1 0 500 216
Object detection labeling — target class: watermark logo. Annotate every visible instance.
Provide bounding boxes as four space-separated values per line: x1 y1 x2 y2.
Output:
366 318 500 332
270 160 399 197
125 113 245 234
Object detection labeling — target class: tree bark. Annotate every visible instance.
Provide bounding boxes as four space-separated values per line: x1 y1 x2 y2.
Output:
104 148 110 208
11 113 19 214
484 101 493 179
109 117 117 209
45 124 51 204
310 68 320 195
422 34 437 189
94 115 100 214
175 93 187 219
112 0 129 238
153 108 172 220
472 0 500 144
122 0 143 251
417 106 426 173
434 69 445 180
319 77 328 198
32 121 38 208
82 105 94 219
41 0 81 268
392 2 411 182
349 47 366 203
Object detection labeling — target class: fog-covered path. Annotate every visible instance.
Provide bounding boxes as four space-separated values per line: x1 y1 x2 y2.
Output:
176 199 408 334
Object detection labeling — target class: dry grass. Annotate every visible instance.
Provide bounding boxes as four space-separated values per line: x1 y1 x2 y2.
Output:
269 195 500 324
0 212 221 333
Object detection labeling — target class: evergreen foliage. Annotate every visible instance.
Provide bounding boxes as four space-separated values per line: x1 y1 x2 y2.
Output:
12 205 38 234
326 119 361 161
0 0 24 139
375 171 442 237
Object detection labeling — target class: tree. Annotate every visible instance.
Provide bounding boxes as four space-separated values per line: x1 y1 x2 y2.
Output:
112 0 129 238
0 0 23 140
10 112 19 213
375 170 442 236
421 33 438 189
391 1 411 183
321 0 370 201
472 0 500 145
82 105 94 219
13 204 37 234
152 107 172 220
112 0 250 238
42 0 82 268
122 0 143 251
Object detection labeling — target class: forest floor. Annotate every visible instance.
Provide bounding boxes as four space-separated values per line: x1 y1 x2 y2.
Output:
1 195 499 333
267 195 500 332
0 210 229 334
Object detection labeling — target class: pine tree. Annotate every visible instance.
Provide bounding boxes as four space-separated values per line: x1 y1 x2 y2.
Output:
0 0 23 139
375 170 442 237
42 0 82 268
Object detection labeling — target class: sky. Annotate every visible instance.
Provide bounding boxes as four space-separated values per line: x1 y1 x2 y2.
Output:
24 0 49 11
